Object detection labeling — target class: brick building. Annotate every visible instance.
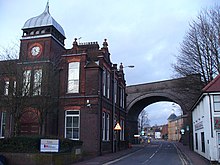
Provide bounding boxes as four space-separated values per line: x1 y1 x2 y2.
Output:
0 3 127 155
167 113 186 141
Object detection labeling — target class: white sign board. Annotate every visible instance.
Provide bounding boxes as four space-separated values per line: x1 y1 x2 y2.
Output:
40 139 59 152
181 129 185 135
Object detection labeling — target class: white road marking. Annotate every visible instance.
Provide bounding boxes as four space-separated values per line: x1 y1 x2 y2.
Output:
174 144 188 165
141 143 162 164
103 148 144 165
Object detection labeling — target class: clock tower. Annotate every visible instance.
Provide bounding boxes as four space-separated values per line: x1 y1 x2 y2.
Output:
18 2 66 136
20 2 65 62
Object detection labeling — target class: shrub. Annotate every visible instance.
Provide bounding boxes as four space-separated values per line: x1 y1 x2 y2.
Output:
0 136 83 153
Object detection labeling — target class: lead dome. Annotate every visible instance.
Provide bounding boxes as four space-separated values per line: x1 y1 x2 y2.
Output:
22 2 65 37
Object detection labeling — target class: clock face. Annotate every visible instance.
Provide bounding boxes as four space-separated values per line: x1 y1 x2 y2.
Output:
29 43 42 57
31 46 41 56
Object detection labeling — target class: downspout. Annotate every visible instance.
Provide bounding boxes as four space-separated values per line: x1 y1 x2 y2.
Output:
99 67 103 156
112 68 116 152
208 94 214 163
208 94 213 138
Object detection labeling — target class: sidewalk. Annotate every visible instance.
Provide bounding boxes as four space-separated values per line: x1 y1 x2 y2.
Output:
72 145 143 165
72 142 211 165
174 142 211 165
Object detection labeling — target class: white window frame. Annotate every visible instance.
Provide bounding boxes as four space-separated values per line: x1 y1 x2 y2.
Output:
103 68 107 96
102 112 110 141
13 81 16 95
103 68 110 99
102 112 106 141
114 80 117 104
120 87 124 108
33 69 42 96
0 112 6 138
4 80 9 96
68 62 80 93
122 88 125 108
107 71 110 98
214 95 220 111
65 110 80 140
120 119 125 141
22 70 31 96
106 113 110 141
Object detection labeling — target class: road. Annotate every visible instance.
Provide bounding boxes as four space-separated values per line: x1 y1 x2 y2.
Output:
104 140 188 165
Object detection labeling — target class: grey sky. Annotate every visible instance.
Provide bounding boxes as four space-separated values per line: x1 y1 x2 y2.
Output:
0 0 219 125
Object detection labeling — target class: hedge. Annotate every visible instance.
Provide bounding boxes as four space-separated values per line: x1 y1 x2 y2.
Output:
0 136 83 153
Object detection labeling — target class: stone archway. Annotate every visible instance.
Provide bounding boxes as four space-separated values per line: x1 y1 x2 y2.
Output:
126 74 204 146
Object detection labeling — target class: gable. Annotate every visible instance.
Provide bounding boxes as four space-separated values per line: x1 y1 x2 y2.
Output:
203 74 220 92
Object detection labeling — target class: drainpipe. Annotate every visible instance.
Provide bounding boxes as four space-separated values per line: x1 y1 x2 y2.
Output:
208 94 213 138
99 68 103 156
112 67 116 153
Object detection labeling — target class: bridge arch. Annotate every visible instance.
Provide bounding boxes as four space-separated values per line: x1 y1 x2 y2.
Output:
127 92 186 122
126 75 204 145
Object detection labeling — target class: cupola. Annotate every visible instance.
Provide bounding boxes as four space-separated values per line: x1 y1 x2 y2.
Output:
21 2 65 46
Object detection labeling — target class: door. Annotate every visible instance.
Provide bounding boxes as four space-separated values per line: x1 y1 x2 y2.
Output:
20 109 40 135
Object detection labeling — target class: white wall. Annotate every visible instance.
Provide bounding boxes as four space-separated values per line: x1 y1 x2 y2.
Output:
192 94 218 161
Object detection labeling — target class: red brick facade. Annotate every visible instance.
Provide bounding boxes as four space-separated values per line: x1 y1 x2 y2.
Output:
0 5 127 155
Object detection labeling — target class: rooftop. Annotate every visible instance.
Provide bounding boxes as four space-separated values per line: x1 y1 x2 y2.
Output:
22 2 65 37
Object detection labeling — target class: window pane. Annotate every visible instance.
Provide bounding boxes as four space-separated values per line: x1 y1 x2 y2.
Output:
68 62 79 93
107 71 110 98
73 128 79 139
23 70 31 95
103 68 106 96
4 81 9 95
67 111 79 115
73 117 79 127
33 69 42 96
102 112 105 141
66 128 72 138
13 81 16 95
214 103 220 111
214 95 220 102
66 117 72 127
106 114 109 140
1 112 6 137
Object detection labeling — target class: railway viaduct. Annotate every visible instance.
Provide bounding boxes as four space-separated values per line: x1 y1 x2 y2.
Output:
126 74 204 146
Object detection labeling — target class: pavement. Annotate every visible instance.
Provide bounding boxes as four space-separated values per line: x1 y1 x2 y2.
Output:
72 142 212 165
174 142 211 165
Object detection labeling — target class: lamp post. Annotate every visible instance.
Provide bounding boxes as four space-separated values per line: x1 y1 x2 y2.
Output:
112 63 134 153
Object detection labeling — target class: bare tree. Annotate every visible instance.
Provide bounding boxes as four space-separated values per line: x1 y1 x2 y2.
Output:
138 110 150 133
173 5 220 84
0 46 59 137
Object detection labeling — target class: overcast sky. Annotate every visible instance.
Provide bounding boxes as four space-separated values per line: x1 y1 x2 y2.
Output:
0 0 219 126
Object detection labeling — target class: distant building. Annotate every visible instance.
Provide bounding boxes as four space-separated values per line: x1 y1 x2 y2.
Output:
144 125 163 139
154 129 161 139
161 124 168 139
0 3 128 155
192 74 220 163
167 113 185 141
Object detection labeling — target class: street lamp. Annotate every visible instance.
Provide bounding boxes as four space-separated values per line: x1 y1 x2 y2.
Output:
112 63 134 153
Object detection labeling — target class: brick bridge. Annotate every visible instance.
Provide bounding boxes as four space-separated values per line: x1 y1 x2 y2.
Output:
126 74 204 146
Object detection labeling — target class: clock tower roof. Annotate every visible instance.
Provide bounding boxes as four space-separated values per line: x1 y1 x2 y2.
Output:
22 2 65 37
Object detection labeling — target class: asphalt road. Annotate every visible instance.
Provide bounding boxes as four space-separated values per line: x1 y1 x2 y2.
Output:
104 140 188 165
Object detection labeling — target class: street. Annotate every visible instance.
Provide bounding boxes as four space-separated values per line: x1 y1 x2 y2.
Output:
103 140 188 165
